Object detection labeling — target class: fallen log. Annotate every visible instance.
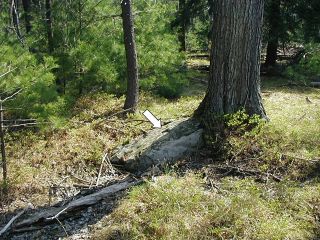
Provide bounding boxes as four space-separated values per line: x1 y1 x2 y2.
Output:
310 82 320 87
13 180 140 229
0 207 30 237
188 65 210 71
111 118 203 174
189 54 210 59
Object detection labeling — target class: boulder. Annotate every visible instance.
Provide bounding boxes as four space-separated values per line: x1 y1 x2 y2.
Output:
111 118 203 174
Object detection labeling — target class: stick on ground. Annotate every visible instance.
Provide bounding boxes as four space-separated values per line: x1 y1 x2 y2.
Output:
0 206 30 237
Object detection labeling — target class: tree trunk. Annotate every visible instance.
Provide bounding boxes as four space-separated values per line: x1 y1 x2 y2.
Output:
265 0 281 66
22 0 32 33
196 0 267 124
178 0 187 51
122 0 139 112
11 0 24 44
0 100 7 188
45 0 54 53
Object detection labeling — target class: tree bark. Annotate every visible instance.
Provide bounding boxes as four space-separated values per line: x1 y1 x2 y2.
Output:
196 0 267 123
265 0 281 66
122 0 139 112
11 0 24 44
178 0 187 51
0 100 7 187
22 0 32 33
45 0 54 53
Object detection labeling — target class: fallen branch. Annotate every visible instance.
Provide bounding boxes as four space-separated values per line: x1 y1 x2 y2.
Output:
0 67 17 79
0 88 23 102
0 206 30 237
310 82 320 87
282 154 319 163
14 180 141 229
104 108 134 120
96 152 114 187
210 164 282 182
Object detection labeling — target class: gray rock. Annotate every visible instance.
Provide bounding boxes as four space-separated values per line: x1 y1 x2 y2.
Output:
111 118 203 173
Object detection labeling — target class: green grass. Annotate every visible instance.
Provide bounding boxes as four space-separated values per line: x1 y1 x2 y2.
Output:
93 174 320 240
92 78 320 239
1 74 320 239
0 91 203 207
263 88 320 161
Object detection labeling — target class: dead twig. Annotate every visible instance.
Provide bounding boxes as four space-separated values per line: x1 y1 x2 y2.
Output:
45 207 69 221
70 174 91 184
96 152 108 186
210 164 282 182
0 89 23 102
0 205 31 237
0 67 17 79
55 218 69 237
282 154 319 163
105 108 134 120
297 113 307 121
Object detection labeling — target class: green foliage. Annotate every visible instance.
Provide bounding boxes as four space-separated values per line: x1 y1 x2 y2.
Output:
186 18 210 51
0 0 190 127
0 44 63 120
285 44 320 82
172 0 211 51
134 1 187 97
296 0 320 42
32 0 186 98
225 109 262 133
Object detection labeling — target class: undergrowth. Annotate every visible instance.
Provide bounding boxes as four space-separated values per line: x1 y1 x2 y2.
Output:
0 91 202 208
1 77 319 240
93 80 320 239
94 174 320 240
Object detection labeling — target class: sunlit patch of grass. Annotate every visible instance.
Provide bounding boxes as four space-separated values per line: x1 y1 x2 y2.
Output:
223 79 320 180
93 174 320 240
138 91 203 121
186 58 210 67
228 85 320 179
264 90 320 158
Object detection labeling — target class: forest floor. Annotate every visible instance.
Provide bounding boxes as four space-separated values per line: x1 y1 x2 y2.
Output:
1 61 320 239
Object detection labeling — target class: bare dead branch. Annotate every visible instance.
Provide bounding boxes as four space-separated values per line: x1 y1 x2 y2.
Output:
0 67 17 79
1 88 22 102
0 205 31 237
14 180 142 229
2 119 37 122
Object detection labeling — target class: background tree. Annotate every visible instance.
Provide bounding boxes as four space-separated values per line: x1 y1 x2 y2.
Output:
264 0 281 66
22 0 32 33
11 0 24 44
173 0 212 52
45 0 54 53
196 0 267 135
122 0 139 112
297 0 320 43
